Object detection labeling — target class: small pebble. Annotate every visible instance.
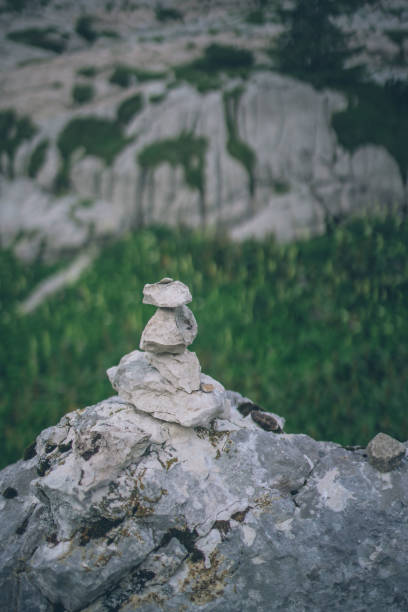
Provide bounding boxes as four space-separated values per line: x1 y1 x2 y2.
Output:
366 432 406 472
201 383 214 393
251 410 283 433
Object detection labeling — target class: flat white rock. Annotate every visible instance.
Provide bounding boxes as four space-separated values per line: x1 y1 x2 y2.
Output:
143 279 192 308
139 305 197 353
146 349 201 393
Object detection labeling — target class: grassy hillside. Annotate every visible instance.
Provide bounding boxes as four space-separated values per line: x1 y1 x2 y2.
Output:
1 214 408 468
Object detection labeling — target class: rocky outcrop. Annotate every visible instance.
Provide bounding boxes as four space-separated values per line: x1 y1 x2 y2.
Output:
1 72 406 263
1 0 407 261
1 279 408 611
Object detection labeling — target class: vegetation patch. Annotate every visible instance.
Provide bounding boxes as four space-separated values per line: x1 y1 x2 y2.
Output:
0 109 37 178
75 15 118 43
7 27 67 54
72 83 95 105
55 117 131 192
110 65 167 88
27 139 49 179
271 0 363 90
332 79 408 183
155 5 183 22
223 87 256 196
138 132 207 197
3 0 30 11
77 66 98 78
246 9 265 25
175 43 254 92
75 15 98 43
149 92 166 104
117 93 144 125
273 179 290 194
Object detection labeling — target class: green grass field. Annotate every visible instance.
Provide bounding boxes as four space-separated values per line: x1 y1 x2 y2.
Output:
1 214 408 468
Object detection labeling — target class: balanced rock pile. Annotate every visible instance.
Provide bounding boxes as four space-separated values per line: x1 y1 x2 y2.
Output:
108 278 226 427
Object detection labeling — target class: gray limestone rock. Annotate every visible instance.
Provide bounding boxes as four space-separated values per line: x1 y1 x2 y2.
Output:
146 349 201 393
1 389 408 612
139 306 197 353
366 432 406 472
143 279 192 308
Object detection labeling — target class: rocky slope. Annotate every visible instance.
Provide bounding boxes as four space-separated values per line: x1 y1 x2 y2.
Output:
1 278 408 611
0 0 407 261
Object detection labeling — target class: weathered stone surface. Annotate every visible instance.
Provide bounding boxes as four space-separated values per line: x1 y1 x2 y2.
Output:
140 306 197 354
146 349 201 393
107 350 223 427
143 279 192 308
175 304 198 346
366 432 406 472
1 391 408 611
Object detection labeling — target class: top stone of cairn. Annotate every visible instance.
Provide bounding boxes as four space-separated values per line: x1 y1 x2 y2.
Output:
143 277 192 308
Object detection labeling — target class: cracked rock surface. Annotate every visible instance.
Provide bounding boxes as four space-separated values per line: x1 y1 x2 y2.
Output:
1 393 408 611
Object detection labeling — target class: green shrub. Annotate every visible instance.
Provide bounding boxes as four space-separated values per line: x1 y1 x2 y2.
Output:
155 5 183 21
2 215 408 468
4 0 28 11
75 15 118 42
245 9 265 24
117 93 144 125
149 93 166 104
27 139 49 178
7 27 67 53
273 179 290 194
55 117 132 192
0 109 37 178
99 29 119 39
138 132 207 195
72 83 95 105
175 43 254 92
174 65 220 93
194 43 254 72
271 0 364 89
77 66 97 78
110 65 166 88
75 15 97 42
332 79 408 183
58 117 129 164
110 64 133 87
133 68 167 82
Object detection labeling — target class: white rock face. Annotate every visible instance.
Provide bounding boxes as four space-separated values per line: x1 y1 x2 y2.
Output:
139 305 197 353
1 0 407 262
1 69 406 262
143 278 192 308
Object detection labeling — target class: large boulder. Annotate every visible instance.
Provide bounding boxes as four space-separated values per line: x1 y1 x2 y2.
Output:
1 389 407 611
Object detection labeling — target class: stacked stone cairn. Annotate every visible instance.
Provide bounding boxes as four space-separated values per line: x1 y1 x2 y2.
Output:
107 278 226 427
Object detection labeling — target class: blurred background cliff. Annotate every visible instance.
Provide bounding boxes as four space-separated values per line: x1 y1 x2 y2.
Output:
1 0 407 467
